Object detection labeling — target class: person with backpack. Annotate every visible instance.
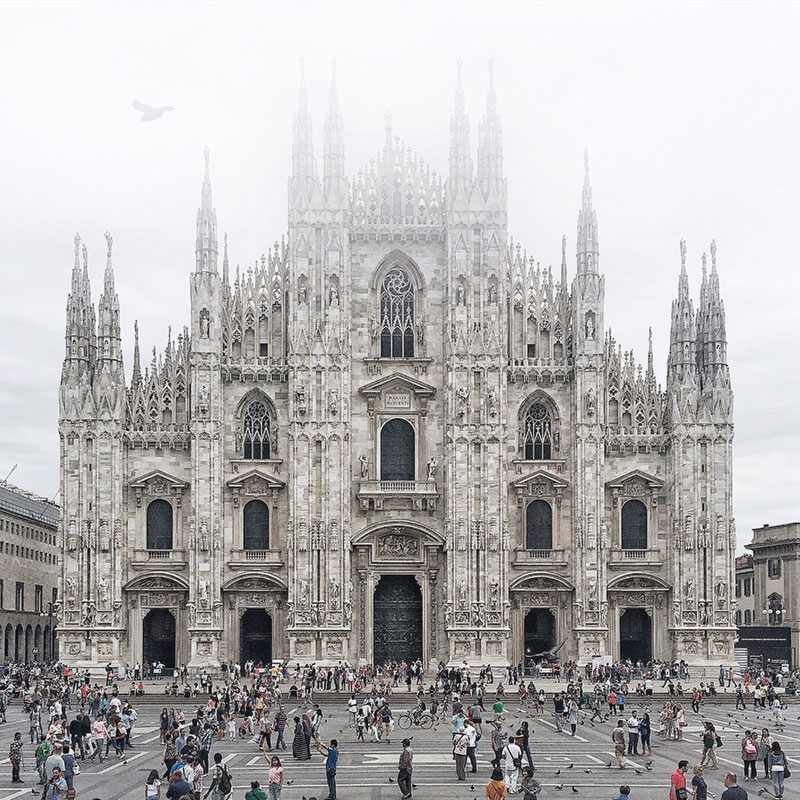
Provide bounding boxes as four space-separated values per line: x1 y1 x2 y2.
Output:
502 734 522 794
741 730 758 780
203 752 232 800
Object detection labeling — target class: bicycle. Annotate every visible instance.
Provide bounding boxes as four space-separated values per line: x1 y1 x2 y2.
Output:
396 711 435 729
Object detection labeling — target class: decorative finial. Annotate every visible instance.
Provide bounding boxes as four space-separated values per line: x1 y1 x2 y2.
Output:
331 55 337 81
583 148 589 173
561 234 566 256
680 239 687 268
81 243 88 270
710 239 717 270
134 319 139 340
104 230 113 258
702 252 707 271
203 146 209 172
74 233 80 258
457 56 463 76
488 56 495 80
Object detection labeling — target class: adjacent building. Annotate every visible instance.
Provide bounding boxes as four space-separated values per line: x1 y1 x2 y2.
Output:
0 482 60 662
57 65 737 671
735 523 799 669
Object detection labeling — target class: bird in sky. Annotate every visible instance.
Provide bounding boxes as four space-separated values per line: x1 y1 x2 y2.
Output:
132 99 175 121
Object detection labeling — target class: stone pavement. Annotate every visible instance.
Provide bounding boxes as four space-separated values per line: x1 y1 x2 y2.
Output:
0 693 796 800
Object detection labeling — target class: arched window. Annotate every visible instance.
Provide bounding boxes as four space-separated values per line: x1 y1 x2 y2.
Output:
380 267 415 358
621 499 648 550
146 499 173 550
243 499 270 550
526 500 553 550
380 419 415 481
523 402 552 460
243 399 270 460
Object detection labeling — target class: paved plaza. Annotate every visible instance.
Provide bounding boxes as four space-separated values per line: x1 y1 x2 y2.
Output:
0 686 797 800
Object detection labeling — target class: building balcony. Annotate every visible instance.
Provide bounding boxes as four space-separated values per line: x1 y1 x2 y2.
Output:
511 547 569 567
131 549 188 569
228 549 285 569
607 548 665 568
357 480 439 511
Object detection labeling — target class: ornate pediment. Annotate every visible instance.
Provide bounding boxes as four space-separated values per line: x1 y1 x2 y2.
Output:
511 468 568 506
358 372 435 416
358 372 436 397
510 573 574 591
227 469 286 506
608 573 671 591
222 573 288 592
130 470 188 507
606 469 662 507
124 573 189 592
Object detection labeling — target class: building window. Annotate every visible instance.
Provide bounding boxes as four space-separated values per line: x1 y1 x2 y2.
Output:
621 499 648 550
243 499 270 550
526 500 553 550
735 610 742 626
768 559 782 579
380 267 415 358
34 585 43 613
379 418 415 481
15 582 24 612
744 609 751 625
735 581 742 598
243 399 271 460
146 499 173 550
523 403 553 460
744 578 752 596
0 579 3 610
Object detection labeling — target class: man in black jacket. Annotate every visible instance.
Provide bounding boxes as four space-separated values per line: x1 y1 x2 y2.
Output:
68 713 85 760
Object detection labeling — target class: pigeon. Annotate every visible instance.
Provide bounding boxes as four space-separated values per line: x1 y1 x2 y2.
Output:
646 760 653 767
606 761 613 768
635 769 643 775
583 769 593 774
555 784 564 791
645 764 653 771
470 787 475 792
132 100 175 121
555 770 561 776
285 780 294 786
571 787 579 794
413 785 418 790
567 763 574 769
389 777 394 783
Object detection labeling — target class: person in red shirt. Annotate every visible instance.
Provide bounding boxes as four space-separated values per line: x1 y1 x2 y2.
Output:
670 760 689 800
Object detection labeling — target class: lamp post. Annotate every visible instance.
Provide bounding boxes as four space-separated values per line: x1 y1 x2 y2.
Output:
762 606 787 625
39 602 56 661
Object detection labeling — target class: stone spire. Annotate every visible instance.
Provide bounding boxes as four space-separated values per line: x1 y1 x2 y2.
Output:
63 233 96 375
222 232 229 285
576 149 599 274
323 57 346 204
700 240 730 380
195 147 218 272
477 57 503 200
97 230 122 366
291 58 316 200
131 320 142 389
560 234 568 289
667 239 698 392
448 58 473 192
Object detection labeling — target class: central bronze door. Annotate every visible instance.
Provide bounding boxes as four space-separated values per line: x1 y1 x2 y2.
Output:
373 575 422 665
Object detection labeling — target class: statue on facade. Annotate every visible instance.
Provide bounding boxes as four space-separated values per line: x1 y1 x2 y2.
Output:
199 578 209 607
199 309 210 338
329 283 340 306
329 577 340 604
67 517 79 551
329 389 339 415
585 386 596 417
98 575 110 606
198 384 209 415
487 386 498 417
66 576 77 607
359 454 369 478
457 580 467 609
299 578 309 607
426 457 437 480
585 312 595 340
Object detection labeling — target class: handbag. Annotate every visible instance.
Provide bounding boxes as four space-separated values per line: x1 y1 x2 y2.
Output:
676 788 689 800
784 764 791 779
715 735 723 748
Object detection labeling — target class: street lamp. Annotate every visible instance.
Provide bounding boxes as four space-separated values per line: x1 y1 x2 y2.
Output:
39 602 57 661
762 606 787 625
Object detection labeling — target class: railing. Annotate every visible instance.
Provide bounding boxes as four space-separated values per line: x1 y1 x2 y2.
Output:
529 549 553 559
244 550 268 560
147 550 172 560
622 550 648 560
359 480 437 493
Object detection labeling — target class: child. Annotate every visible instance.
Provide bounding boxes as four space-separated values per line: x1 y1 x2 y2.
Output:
227 716 236 740
521 766 541 800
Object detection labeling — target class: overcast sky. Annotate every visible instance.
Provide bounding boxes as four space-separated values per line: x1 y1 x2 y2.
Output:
0 0 797 551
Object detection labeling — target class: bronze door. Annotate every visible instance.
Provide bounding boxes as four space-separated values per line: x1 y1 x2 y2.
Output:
373 575 422 665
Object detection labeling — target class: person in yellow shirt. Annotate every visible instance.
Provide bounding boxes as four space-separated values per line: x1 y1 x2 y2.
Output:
486 768 508 800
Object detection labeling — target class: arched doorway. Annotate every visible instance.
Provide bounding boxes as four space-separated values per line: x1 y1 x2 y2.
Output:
143 609 176 668
240 609 272 666
373 575 422 665
619 608 652 662
523 608 556 670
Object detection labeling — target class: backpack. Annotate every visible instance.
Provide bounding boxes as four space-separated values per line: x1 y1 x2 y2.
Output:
218 765 232 795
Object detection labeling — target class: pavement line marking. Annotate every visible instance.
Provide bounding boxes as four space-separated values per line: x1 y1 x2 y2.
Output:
98 751 148 773
222 753 238 764
142 734 162 743
0 789 35 800
246 755 263 765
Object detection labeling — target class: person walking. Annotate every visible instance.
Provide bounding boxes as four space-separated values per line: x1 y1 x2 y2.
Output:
486 767 508 800
491 720 505 769
700 722 719 769
274 707 287 751
145 768 162 800
757 729 772 779
291 716 311 761
517 721 534 770
203 752 232 800
397 738 413 800
465 719 478 774
741 731 758 780
9 731 23 784
521 765 541 800
669 760 689 800
502 734 522 794
553 693 565 731
768 741 787 799
692 764 716 800
612 720 627 769
567 699 579 737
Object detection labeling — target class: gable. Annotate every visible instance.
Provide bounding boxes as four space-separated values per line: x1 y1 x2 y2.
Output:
358 372 436 398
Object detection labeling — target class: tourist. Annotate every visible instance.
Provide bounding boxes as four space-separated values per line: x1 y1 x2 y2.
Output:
669 760 689 800
397 737 413 800
518 721 534 770
43 766 67 800
61 744 75 790
613 786 630 800
491 719 505 769
165 769 193 800
675 704 687 741
612 720 627 768
273 707 288 751
162 733 178 778
758 728 772 778
626 710 640 755
741 731 758 780
203 752 232 800
453 725 470 781
291 716 311 761
700 722 719 769
720 772 747 800
640 712 652 756
245 781 267 800
262 753 283 800
768 742 786 799
314 736 338 800
502 733 522 794
145 768 162 800
9 731 23 784
692 764 715 800
520 765 541 800
485 767 507 800
567 698 580 737
553 692 565 731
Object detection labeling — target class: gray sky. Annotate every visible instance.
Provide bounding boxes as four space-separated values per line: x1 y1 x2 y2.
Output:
0 0 797 551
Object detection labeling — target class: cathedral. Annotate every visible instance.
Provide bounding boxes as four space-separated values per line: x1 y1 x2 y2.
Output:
57 63 736 671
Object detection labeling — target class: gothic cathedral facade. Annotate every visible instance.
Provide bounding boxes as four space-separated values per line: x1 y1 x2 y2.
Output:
58 65 736 670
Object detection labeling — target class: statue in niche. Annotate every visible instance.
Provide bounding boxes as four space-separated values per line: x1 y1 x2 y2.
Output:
487 387 498 417
587 576 597 598
456 283 465 305
715 580 727 602
66 576 77 607
298 283 308 304
329 389 339 415
416 323 425 346
585 387 596 417
359 455 369 478
295 386 307 415
299 578 309 607
329 578 340 604
585 312 595 340
369 316 379 341
458 580 467 609
98 575 109 606
329 283 340 306
343 601 352 626
199 523 210 553
99 519 110 551
457 387 469 417
198 579 209 606
489 578 499 609
673 601 682 626
685 576 695 601
599 602 608 628
198 384 209 415
286 601 295 627
488 283 496 304
67 517 79 551
427 457 438 480
600 521 608 548
199 309 210 338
